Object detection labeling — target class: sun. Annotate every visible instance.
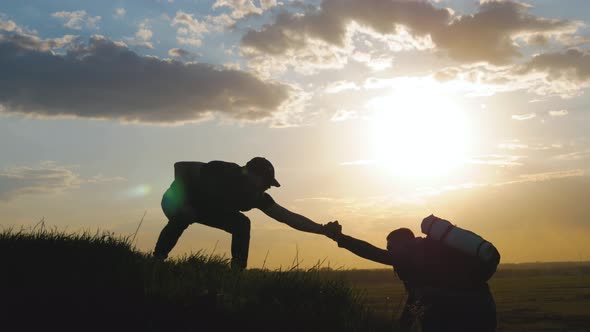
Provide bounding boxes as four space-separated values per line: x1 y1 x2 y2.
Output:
367 88 470 177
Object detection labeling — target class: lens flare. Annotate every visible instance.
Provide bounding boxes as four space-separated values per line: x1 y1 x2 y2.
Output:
127 184 152 198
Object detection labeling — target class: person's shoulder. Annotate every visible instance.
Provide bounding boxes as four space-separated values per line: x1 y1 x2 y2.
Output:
395 237 426 264
408 236 425 249
261 192 275 203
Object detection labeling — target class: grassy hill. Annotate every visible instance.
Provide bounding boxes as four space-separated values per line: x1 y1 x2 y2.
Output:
0 227 394 332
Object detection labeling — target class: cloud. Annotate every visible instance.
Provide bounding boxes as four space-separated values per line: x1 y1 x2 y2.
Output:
500 169 585 185
330 109 358 122
167 47 198 60
243 37 352 76
364 71 526 99
473 48 590 97
239 1 447 75
554 151 590 161
136 27 152 41
489 49 590 98
172 11 208 34
519 48 590 84
213 0 278 19
430 0 580 65
223 62 241 70
1 19 77 51
265 84 313 127
172 11 208 46
0 33 291 124
124 21 154 49
512 112 537 120
205 13 236 32
497 141 561 151
85 174 127 184
241 1 449 55
497 142 529 150
114 8 126 19
548 109 568 117
0 162 127 201
432 53 590 98
467 155 525 167
0 163 81 201
0 19 18 32
176 36 203 46
351 50 393 71
0 31 77 52
341 59 583 102
324 80 360 94
52 10 101 30
240 0 579 68
411 169 585 200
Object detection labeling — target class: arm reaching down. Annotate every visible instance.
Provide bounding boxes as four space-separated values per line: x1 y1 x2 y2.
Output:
261 202 324 234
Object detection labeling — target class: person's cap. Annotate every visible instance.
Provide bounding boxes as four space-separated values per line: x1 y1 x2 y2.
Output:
246 157 280 187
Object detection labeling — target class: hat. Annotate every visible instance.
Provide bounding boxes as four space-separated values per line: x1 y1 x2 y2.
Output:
246 157 280 187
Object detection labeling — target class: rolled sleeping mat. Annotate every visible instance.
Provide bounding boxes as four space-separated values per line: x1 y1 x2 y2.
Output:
421 215 499 264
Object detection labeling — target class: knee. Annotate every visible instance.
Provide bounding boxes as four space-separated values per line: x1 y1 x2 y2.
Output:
167 218 190 232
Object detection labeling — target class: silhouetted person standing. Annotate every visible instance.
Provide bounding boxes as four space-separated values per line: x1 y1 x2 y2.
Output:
324 216 498 332
154 157 328 270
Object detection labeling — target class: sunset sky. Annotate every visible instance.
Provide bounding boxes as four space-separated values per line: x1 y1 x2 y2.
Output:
1 0 589 269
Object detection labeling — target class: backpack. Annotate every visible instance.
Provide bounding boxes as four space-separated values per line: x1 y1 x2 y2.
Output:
421 215 500 282
174 161 205 184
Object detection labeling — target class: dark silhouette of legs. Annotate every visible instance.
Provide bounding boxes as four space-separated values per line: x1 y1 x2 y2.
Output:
200 212 251 270
228 214 251 270
153 218 190 259
420 294 497 332
154 192 198 259
156 190 252 269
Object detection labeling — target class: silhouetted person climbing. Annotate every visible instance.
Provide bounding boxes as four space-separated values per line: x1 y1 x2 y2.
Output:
324 215 499 332
154 157 329 270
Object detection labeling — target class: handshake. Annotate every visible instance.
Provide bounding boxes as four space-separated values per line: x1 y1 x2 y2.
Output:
322 220 343 240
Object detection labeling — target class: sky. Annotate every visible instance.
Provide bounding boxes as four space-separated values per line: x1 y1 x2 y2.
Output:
1 0 589 269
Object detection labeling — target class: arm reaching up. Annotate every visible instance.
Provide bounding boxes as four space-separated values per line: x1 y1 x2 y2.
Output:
325 221 394 266
261 202 325 234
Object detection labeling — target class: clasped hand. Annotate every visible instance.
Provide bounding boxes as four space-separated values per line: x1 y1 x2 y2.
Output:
323 220 342 240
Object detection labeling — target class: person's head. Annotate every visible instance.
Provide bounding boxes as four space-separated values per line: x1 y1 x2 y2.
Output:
386 228 415 253
244 157 281 191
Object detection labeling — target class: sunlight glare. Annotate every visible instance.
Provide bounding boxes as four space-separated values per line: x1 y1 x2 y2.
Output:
368 88 469 177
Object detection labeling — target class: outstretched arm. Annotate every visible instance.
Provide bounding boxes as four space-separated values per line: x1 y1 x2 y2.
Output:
261 202 325 234
324 222 393 266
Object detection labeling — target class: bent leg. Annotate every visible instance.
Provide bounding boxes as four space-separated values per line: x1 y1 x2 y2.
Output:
201 212 251 270
153 217 190 259
154 191 198 259
228 214 251 270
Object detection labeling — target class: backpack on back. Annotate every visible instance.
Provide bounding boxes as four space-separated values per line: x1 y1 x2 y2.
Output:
174 161 205 185
421 215 500 283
